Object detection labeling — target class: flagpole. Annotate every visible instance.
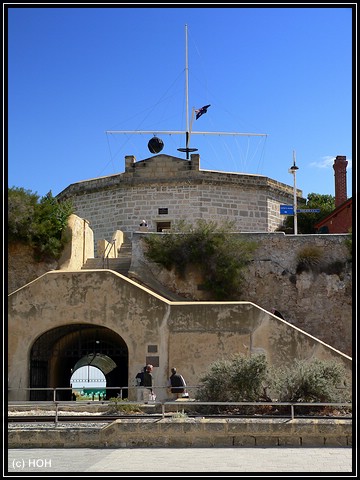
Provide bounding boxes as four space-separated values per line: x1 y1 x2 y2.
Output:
183 24 196 159
185 24 189 139
178 24 199 159
187 108 196 149
106 24 268 160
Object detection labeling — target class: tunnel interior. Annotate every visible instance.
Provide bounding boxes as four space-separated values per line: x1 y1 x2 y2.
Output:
30 324 129 400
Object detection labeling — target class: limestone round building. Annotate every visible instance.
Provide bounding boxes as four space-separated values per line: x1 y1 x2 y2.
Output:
56 153 302 251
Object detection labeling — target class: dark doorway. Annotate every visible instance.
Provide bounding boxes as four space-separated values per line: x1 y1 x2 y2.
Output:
30 324 128 401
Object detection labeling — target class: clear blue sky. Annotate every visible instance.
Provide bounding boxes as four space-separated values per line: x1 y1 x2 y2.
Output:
7 5 353 201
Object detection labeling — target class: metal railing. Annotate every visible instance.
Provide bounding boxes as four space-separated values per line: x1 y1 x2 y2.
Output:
102 239 116 268
8 386 352 425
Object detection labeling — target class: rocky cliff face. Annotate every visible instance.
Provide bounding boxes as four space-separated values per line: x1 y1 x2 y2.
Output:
130 232 352 357
8 242 58 294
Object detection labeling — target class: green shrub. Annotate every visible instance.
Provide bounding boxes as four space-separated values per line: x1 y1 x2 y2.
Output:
195 354 351 415
269 358 350 403
8 187 74 260
107 398 142 414
8 187 39 242
171 411 188 419
196 353 268 403
143 219 257 300
296 245 323 273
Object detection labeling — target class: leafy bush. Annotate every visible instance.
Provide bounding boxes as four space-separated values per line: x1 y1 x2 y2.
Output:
196 353 268 403
8 187 39 242
8 187 74 260
195 354 351 415
270 358 349 403
143 219 258 300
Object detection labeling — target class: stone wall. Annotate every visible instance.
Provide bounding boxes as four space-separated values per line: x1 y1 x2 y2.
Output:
8 227 352 358
57 154 302 255
8 269 351 402
8 417 352 448
8 214 94 294
57 214 94 271
7 243 58 295
130 232 352 356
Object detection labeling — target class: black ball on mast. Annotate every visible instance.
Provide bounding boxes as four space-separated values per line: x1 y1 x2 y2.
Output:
148 136 164 154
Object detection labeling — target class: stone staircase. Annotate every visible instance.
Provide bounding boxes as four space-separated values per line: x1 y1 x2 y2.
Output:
81 239 186 301
82 241 132 276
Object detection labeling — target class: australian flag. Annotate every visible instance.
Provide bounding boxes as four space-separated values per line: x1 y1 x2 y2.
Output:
195 104 211 120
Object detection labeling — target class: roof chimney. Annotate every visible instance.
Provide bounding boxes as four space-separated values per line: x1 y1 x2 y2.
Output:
333 155 348 207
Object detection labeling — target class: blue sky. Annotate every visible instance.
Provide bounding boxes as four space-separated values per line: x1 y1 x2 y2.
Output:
7 5 353 201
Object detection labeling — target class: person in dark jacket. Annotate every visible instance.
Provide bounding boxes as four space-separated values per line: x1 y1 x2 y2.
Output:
135 366 146 401
141 364 154 403
168 367 186 399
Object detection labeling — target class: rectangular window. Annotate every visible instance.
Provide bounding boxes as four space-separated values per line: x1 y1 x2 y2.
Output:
157 222 171 232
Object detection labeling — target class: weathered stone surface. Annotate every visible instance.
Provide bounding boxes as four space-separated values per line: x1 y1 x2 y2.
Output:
131 232 352 356
8 418 351 448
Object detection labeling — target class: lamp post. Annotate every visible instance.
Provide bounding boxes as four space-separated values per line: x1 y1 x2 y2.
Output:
288 151 299 235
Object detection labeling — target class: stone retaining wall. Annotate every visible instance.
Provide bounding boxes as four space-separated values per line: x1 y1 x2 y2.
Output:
130 232 352 356
9 418 351 448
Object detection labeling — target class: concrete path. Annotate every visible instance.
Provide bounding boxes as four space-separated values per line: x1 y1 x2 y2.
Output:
7 447 354 474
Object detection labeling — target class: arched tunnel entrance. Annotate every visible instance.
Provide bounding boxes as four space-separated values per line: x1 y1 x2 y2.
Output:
30 324 129 400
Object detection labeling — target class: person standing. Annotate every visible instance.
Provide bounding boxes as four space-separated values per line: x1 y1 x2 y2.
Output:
168 367 186 399
135 366 146 402
142 364 154 403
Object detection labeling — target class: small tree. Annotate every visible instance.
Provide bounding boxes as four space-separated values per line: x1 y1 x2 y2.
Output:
143 219 258 300
278 193 335 234
8 187 39 243
8 187 74 260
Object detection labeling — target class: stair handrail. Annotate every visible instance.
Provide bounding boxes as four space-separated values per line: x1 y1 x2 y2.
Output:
103 239 116 268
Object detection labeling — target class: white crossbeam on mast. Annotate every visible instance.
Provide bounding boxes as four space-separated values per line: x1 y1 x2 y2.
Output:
106 24 267 159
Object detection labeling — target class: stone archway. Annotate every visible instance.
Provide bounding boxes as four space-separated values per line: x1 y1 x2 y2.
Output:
30 324 129 400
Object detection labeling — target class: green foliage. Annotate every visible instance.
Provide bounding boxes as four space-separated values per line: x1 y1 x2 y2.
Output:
143 219 258 300
8 187 74 260
295 245 323 273
196 353 268 402
196 354 350 408
279 193 335 234
171 411 188 419
107 397 142 413
270 358 349 403
8 187 39 242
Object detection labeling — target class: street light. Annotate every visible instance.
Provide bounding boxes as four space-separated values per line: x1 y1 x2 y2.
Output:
288 151 299 235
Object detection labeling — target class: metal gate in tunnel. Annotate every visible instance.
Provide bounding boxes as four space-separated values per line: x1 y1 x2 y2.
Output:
30 324 129 400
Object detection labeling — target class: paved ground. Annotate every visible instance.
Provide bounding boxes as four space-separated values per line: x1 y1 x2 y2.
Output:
7 447 354 475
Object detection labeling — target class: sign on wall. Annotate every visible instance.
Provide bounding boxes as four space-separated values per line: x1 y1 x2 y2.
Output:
280 205 321 215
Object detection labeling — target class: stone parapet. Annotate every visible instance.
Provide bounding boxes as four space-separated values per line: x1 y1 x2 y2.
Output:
8 418 351 448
